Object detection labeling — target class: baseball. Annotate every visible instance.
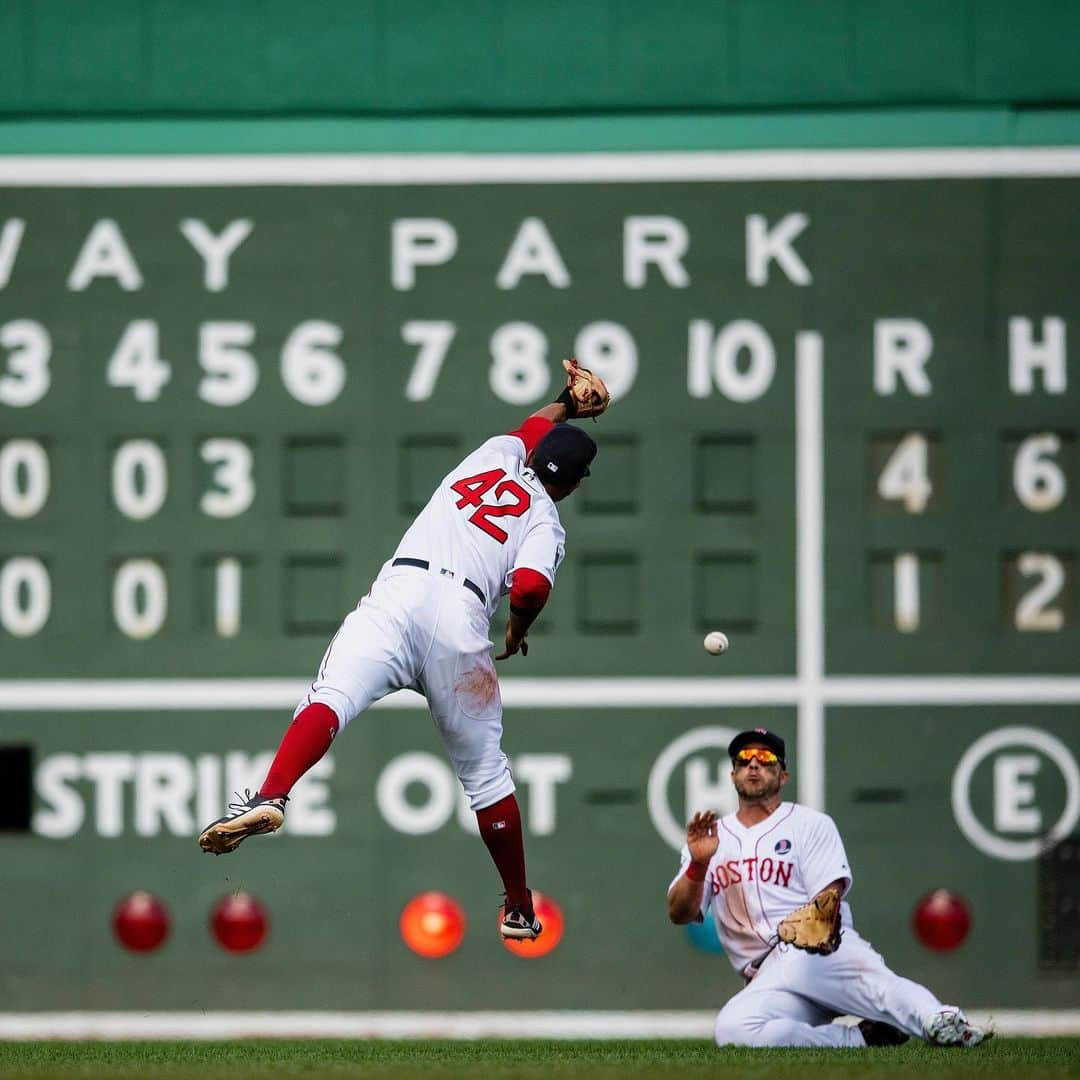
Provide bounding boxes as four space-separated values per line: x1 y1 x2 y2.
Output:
703 630 729 655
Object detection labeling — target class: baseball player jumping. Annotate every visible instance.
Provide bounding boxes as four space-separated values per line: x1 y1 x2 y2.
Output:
198 359 610 942
668 728 991 1048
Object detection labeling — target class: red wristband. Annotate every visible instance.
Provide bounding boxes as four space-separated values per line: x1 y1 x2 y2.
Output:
685 862 708 882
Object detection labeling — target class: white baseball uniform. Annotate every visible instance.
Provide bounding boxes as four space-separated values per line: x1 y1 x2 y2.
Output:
670 802 948 1047
298 427 565 811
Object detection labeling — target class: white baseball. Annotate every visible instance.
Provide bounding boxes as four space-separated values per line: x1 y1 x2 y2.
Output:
703 630 729 655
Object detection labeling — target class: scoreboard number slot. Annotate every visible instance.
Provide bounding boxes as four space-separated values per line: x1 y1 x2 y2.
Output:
0 555 50 637
199 439 254 518
0 319 51 407
112 439 168 520
877 432 933 514
1013 553 1067 632
1013 433 1066 512
112 559 168 639
0 438 49 518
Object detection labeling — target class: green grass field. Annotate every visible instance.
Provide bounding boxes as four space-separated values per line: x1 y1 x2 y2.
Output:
0 1039 1077 1080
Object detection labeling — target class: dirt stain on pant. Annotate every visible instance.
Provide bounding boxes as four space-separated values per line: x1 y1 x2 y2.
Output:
454 663 500 717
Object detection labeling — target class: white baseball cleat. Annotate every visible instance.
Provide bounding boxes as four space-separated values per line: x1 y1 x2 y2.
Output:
500 907 543 940
198 790 287 855
923 1007 992 1047
500 891 543 941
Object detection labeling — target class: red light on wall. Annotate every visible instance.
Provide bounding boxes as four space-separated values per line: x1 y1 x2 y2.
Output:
912 889 971 952
210 891 269 953
501 890 564 958
400 891 467 958
112 890 170 952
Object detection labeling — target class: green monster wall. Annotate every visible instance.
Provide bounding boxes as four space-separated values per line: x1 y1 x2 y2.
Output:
1 156 1078 1010
1 0 1079 115
0 0 1078 1021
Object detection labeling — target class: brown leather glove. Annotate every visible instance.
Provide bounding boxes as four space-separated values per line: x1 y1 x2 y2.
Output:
777 890 843 955
557 358 611 419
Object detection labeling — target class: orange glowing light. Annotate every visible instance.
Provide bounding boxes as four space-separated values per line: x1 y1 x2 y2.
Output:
500 890 564 958
400 891 467 958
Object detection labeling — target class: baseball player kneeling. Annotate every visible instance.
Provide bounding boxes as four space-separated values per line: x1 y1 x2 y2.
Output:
667 728 991 1049
198 360 610 943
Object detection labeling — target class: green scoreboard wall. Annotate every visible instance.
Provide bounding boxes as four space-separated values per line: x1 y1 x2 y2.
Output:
1 149 1079 1011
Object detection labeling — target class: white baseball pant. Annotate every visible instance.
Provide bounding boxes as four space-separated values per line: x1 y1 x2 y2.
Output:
297 564 514 811
713 929 944 1047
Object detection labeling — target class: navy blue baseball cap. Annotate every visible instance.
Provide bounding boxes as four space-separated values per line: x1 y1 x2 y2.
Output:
532 425 597 485
728 728 786 766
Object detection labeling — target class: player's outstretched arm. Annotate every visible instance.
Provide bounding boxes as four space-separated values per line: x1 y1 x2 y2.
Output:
667 810 718 924
495 568 550 661
529 401 570 424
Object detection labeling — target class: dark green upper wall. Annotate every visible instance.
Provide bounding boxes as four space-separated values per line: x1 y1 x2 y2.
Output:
1 0 1078 117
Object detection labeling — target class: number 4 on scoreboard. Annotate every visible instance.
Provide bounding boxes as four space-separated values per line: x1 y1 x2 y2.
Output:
877 432 933 513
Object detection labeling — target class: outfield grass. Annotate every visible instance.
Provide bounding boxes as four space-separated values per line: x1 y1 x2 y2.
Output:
0 1039 1076 1080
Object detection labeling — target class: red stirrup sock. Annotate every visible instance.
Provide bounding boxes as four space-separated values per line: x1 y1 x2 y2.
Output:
259 702 340 799
476 794 530 913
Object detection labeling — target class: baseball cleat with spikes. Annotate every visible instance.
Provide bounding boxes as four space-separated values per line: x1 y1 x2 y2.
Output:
198 790 287 855
923 1007 992 1047
501 906 543 940
500 890 543 941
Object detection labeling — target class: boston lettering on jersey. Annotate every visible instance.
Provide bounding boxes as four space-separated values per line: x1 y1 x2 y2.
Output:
712 856 794 890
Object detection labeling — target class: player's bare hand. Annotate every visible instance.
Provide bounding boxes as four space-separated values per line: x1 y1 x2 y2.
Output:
495 628 529 661
686 810 719 864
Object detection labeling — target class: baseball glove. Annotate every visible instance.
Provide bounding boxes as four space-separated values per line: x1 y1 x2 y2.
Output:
777 889 842 955
558 357 610 420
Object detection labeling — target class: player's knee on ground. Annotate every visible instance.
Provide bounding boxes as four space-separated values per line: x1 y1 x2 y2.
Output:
713 1013 758 1048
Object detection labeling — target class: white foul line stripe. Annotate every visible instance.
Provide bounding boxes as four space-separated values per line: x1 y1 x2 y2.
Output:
0 1009 1073 1040
1 676 1079 710
3 148 1080 186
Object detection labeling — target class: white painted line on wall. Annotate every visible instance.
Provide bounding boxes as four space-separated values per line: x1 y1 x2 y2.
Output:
794 328 825 812
796 332 826 811
0 1009 1072 1040
0 677 804 710
824 677 1080 705
3 675 1078 710
796 332 826 690
3 148 1080 186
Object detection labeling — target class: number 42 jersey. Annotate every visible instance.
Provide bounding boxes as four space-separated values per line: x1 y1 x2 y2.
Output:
391 425 567 619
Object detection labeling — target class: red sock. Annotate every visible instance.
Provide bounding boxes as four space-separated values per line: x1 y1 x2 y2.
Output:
476 794 530 912
259 703 340 798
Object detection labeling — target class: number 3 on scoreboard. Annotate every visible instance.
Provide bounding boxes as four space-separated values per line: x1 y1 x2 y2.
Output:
451 469 531 543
